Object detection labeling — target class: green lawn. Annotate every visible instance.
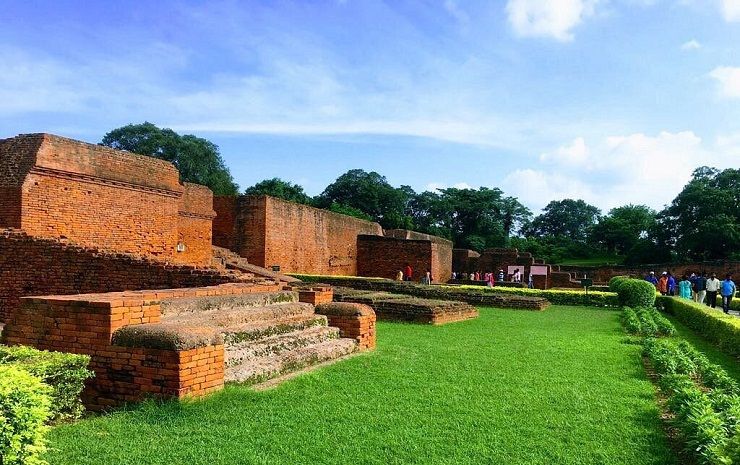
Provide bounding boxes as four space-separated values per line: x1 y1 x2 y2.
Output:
556 255 625 266
46 306 675 465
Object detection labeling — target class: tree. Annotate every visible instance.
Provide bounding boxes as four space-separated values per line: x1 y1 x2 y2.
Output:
315 169 413 229
591 204 657 254
101 122 239 195
244 178 312 205
526 199 601 242
659 167 740 260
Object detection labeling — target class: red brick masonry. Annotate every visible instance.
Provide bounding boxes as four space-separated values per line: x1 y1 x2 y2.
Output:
1 283 280 410
315 302 377 351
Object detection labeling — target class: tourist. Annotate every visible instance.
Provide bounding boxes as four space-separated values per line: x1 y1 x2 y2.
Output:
469 272 475 281
706 273 721 308
486 272 495 287
721 274 737 314
396 270 404 281
498 269 505 282
513 268 521 283
694 272 707 305
645 271 658 287
475 271 481 281
678 275 692 299
689 273 698 301
404 264 413 282
658 272 669 296
423 269 432 285
451 271 457 280
528 273 534 289
667 272 676 296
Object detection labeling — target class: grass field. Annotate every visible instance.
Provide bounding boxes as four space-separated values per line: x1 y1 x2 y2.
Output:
555 255 625 266
46 306 676 465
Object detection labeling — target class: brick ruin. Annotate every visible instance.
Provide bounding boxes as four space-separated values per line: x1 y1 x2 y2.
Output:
213 194 454 283
0 132 457 407
452 247 582 289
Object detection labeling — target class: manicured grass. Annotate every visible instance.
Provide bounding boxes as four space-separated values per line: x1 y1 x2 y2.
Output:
46 306 675 465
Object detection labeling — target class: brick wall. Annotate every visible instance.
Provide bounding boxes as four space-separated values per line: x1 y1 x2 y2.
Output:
241 196 384 275
0 133 216 265
356 235 452 283
176 183 216 266
453 249 480 274
0 230 239 324
213 195 237 250
314 302 376 350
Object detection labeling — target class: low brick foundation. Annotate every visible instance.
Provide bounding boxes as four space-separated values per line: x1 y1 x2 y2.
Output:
1 282 280 409
296 286 335 306
315 302 376 350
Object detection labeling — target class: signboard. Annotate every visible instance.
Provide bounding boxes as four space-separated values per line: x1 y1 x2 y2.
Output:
529 266 549 276
271 265 281 273
581 278 593 288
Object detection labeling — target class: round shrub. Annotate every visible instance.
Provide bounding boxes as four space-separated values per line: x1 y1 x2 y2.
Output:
609 276 630 293
618 279 657 308
0 365 52 465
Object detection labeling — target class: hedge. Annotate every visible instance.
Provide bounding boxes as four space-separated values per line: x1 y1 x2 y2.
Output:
0 345 93 422
616 278 656 308
292 274 619 308
643 338 740 465
622 306 675 337
0 365 52 465
657 296 740 358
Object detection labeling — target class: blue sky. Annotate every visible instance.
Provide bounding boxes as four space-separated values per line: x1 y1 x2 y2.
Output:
1 0 739 213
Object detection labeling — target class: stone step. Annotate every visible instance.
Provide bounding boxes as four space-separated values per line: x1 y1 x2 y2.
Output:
221 314 329 346
162 302 316 330
225 326 340 367
225 337 358 384
161 291 299 317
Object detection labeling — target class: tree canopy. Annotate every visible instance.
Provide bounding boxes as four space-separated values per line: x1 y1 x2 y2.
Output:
526 199 601 242
244 178 312 205
101 122 239 196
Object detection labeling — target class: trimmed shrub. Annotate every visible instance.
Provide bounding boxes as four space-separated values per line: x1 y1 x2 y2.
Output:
659 298 740 358
622 307 675 337
0 345 93 422
0 365 52 465
609 276 630 293
617 279 657 308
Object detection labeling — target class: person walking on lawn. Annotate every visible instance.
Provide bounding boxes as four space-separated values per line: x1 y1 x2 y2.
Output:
667 272 677 296
721 274 737 314
658 272 669 296
706 273 721 309
679 275 693 299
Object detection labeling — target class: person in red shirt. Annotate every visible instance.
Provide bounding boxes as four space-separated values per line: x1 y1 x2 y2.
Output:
404 264 413 282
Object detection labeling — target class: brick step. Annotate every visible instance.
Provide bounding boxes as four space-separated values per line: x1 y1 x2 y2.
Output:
225 326 340 367
161 303 316 331
220 314 329 346
225 337 358 384
161 291 299 317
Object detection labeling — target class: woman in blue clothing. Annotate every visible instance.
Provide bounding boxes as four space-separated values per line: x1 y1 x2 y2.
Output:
667 272 677 296
678 275 692 299
721 274 737 314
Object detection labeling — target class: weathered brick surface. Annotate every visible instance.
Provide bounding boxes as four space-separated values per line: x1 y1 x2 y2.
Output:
297 287 335 306
212 195 237 250
235 196 385 275
357 235 453 283
453 249 480 274
314 302 376 350
0 230 243 323
1 283 280 409
0 133 215 266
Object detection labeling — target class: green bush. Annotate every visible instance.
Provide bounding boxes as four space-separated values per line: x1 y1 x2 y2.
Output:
0 346 93 422
643 338 740 465
622 307 675 337
0 365 52 465
622 307 641 335
609 276 630 293
617 279 657 308
659 298 740 358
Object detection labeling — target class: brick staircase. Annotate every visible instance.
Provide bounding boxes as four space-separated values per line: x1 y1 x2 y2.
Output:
152 291 358 385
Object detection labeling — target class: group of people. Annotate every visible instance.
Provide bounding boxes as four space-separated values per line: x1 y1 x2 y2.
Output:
451 268 534 288
396 264 433 285
645 271 737 314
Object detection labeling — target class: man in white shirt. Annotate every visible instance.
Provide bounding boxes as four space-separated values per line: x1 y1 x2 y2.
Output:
706 273 721 309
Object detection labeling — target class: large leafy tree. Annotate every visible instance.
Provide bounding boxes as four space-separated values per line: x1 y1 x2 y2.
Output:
590 204 657 254
410 187 531 251
526 199 601 242
101 122 239 195
659 167 740 260
244 178 312 205
315 169 414 229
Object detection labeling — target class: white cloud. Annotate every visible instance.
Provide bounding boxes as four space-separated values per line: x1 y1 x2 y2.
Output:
503 131 735 212
539 137 589 165
505 0 598 41
709 66 740 98
681 39 701 50
719 0 740 21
